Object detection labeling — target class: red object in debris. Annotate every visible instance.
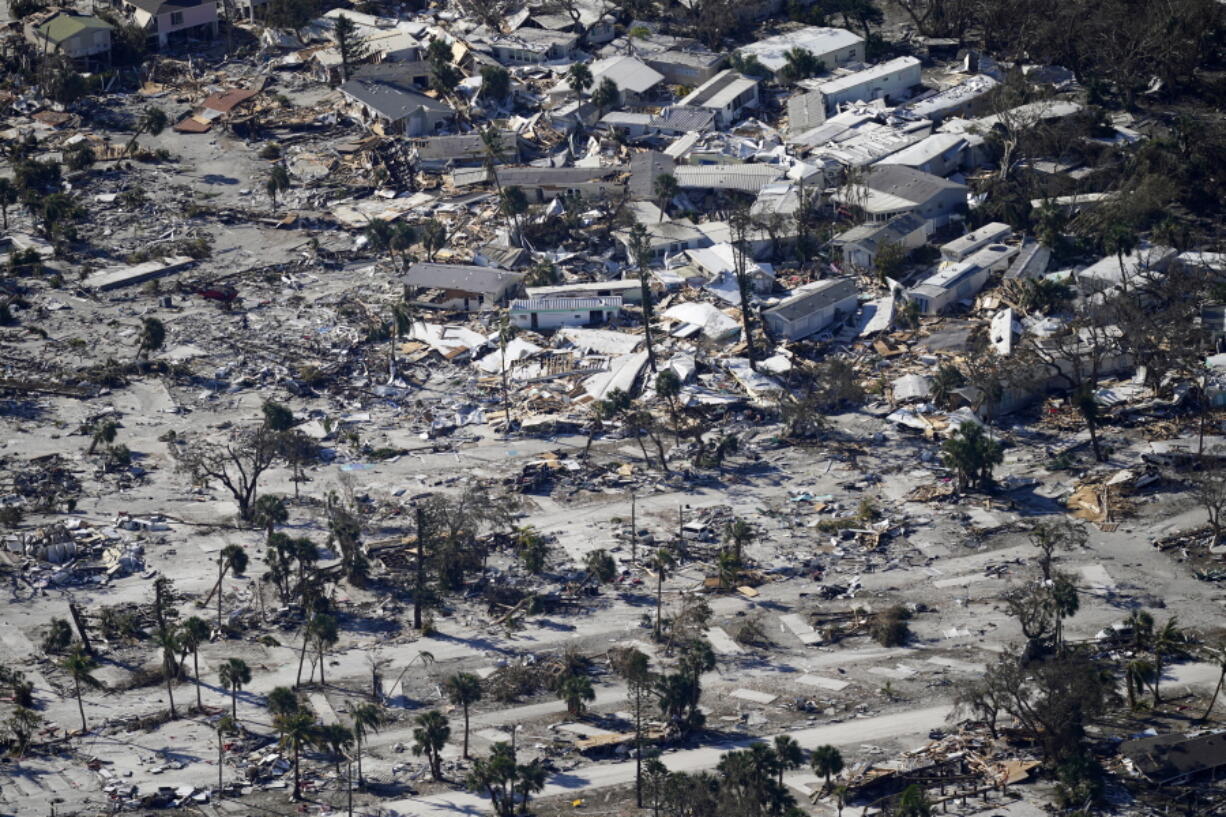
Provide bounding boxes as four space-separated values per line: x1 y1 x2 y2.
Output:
198 285 239 303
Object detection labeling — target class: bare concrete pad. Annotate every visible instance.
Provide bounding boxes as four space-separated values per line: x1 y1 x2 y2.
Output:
706 627 744 655
797 675 849 691
731 688 778 705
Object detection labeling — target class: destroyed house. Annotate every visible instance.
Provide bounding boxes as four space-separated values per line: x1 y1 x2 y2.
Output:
510 297 622 330
409 131 520 170
484 29 579 65
496 166 627 202
1122 732 1226 785
677 70 760 128
112 0 218 49
402 263 525 310
613 220 709 262
763 278 859 340
649 105 718 135
339 64 454 136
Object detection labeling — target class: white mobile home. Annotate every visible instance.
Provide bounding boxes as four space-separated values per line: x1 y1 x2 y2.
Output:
818 57 921 113
677 70 760 127
527 279 644 305
907 243 1017 314
940 222 1012 262
736 26 864 75
510 297 622 330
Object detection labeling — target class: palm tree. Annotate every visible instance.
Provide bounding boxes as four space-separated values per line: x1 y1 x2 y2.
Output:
591 77 619 118
135 316 165 360
716 548 740 590
351 702 384 786
215 544 248 629
178 616 210 710
567 61 593 97
499 186 528 248
218 658 252 720
252 494 288 541
649 547 674 640
311 612 339 687
557 674 595 717
318 722 355 780
156 628 180 719
60 648 99 733
87 419 117 455
724 518 754 566
774 735 803 786
516 758 548 812
444 672 483 758
124 106 168 157
1125 657 1155 711
266 164 290 209
652 173 678 222
215 714 237 797
1151 616 1184 705
1201 645 1226 721
412 710 450 780
811 744 844 788
267 685 300 717
0 177 15 230
275 709 320 800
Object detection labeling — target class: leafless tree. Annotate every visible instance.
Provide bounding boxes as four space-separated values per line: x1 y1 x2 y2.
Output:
179 427 281 523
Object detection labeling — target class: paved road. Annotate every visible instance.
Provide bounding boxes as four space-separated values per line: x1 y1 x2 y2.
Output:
382 704 952 816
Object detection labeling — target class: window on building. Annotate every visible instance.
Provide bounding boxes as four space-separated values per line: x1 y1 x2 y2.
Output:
170 10 184 24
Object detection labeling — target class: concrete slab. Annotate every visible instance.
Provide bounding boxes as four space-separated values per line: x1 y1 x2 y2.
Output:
731 688 778 705
706 627 744 655
797 675 849 691
927 656 986 673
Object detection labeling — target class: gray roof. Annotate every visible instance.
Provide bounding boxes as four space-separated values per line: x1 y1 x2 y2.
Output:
498 166 626 187
650 106 717 133
679 69 758 110
410 131 518 161
766 278 858 322
674 164 784 193
787 90 826 136
834 212 926 251
1121 732 1226 783
864 164 965 205
340 64 452 122
403 263 524 295
629 151 676 200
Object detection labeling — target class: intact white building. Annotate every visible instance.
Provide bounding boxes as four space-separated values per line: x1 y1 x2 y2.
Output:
940 222 1012 262
818 57 922 112
510 297 622 330
908 243 1018 314
763 278 859 340
677 70 760 127
737 27 864 75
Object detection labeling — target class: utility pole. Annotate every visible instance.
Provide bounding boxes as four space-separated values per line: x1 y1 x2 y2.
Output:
414 505 426 630
630 489 637 565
